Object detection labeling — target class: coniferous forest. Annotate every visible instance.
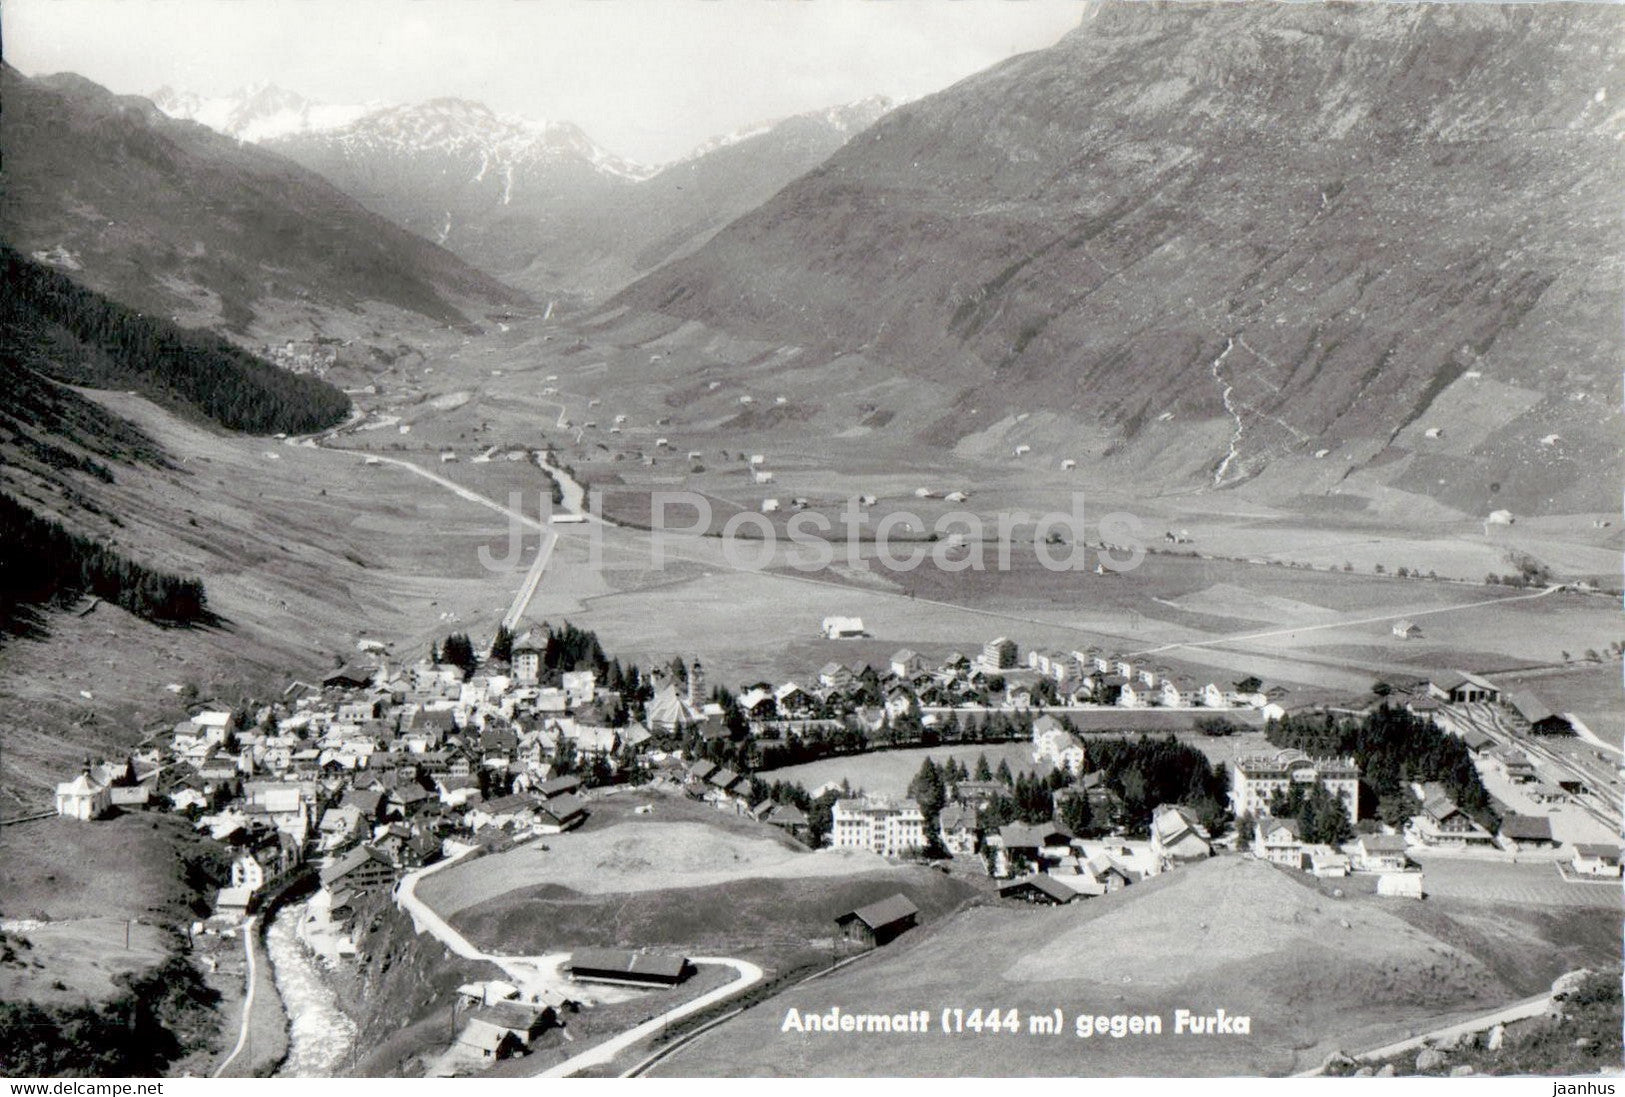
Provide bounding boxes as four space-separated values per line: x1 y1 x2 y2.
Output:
0 492 210 634
0 247 351 435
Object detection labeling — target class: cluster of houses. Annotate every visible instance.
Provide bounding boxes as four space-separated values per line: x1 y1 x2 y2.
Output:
725 636 1281 732
50 646 680 931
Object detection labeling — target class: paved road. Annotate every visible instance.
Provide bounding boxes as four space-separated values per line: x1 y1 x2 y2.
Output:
1130 585 1561 658
211 915 258 1078
536 957 764 1079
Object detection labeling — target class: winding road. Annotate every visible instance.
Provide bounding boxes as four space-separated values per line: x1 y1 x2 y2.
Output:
395 850 763 1078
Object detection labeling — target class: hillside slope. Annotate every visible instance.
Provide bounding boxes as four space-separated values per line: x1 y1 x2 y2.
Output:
612 1 1623 512
654 857 1616 1076
0 65 526 337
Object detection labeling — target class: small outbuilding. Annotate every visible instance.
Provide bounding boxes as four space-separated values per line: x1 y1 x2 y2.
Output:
835 893 919 948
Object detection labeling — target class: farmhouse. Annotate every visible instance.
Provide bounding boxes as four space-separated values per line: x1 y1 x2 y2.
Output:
457 1002 555 1060
536 795 587 833
565 949 692 987
835 894 919 948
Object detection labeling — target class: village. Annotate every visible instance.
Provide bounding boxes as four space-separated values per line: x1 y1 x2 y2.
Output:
42 611 1622 1072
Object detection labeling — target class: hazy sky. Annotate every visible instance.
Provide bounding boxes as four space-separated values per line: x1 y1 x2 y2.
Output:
4 0 1086 162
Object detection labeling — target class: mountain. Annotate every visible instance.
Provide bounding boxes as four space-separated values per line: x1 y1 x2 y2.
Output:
0 65 526 338
258 94 892 301
610 1 1624 514
148 82 377 143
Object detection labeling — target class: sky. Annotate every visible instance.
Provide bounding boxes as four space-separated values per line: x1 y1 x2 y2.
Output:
3 0 1087 162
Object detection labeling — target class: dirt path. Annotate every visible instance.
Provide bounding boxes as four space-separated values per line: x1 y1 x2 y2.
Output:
211 916 258 1077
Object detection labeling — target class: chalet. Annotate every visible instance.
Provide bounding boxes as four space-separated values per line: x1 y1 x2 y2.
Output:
1149 804 1212 863
993 823 1073 876
1304 844 1351 878
889 649 926 679
1252 817 1304 866
938 803 978 855
1571 844 1622 878
536 795 587 833
320 844 397 892
1080 852 1135 891
1427 672 1501 705
323 665 376 690
466 793 539 831
762 803 810 840
835 894 919 948
999 874 1083 905
1410 794 1495 848
1498 813 1556 850
1352 833 1411 873
687 759 719 785
534 775 583 801
565 949 691 987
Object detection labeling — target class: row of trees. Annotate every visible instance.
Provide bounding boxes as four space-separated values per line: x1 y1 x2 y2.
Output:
0 491 210 636
1 246 351 435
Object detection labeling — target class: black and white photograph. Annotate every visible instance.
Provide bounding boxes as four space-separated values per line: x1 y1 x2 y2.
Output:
0 0 1620 1084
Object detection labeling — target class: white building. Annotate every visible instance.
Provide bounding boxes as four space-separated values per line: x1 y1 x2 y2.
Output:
822 616 865 639
830 798 926 856
55 771 111 821
1230 749 1360 823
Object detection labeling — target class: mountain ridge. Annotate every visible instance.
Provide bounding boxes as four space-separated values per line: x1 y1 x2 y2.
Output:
605 0 1623 513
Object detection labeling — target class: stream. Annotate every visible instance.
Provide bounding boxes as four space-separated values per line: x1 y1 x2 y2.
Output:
264 899 359 1077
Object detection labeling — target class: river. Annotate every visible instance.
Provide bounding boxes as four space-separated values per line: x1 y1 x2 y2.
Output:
264 900 359 1077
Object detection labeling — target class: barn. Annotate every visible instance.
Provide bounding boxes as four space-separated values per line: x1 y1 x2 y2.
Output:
835 893 919 948
565 948 691 987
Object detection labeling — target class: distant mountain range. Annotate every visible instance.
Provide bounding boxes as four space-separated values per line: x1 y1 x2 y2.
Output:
149 82 893 302
611 0 1625 513
0 65 526 337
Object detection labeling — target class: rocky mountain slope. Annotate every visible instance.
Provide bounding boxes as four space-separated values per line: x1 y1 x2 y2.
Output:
0 65 526 338
610 1 1623 514
256 94 891 301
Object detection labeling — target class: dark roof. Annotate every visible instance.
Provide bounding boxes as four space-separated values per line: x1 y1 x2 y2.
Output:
767 804 807 827
999 875 1079 903
320 844 393 886
838 893 919 931
538 794 586 821
1499 814 1554 842
1574 843 1621 861
535 775 582 797
567 948 688 979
